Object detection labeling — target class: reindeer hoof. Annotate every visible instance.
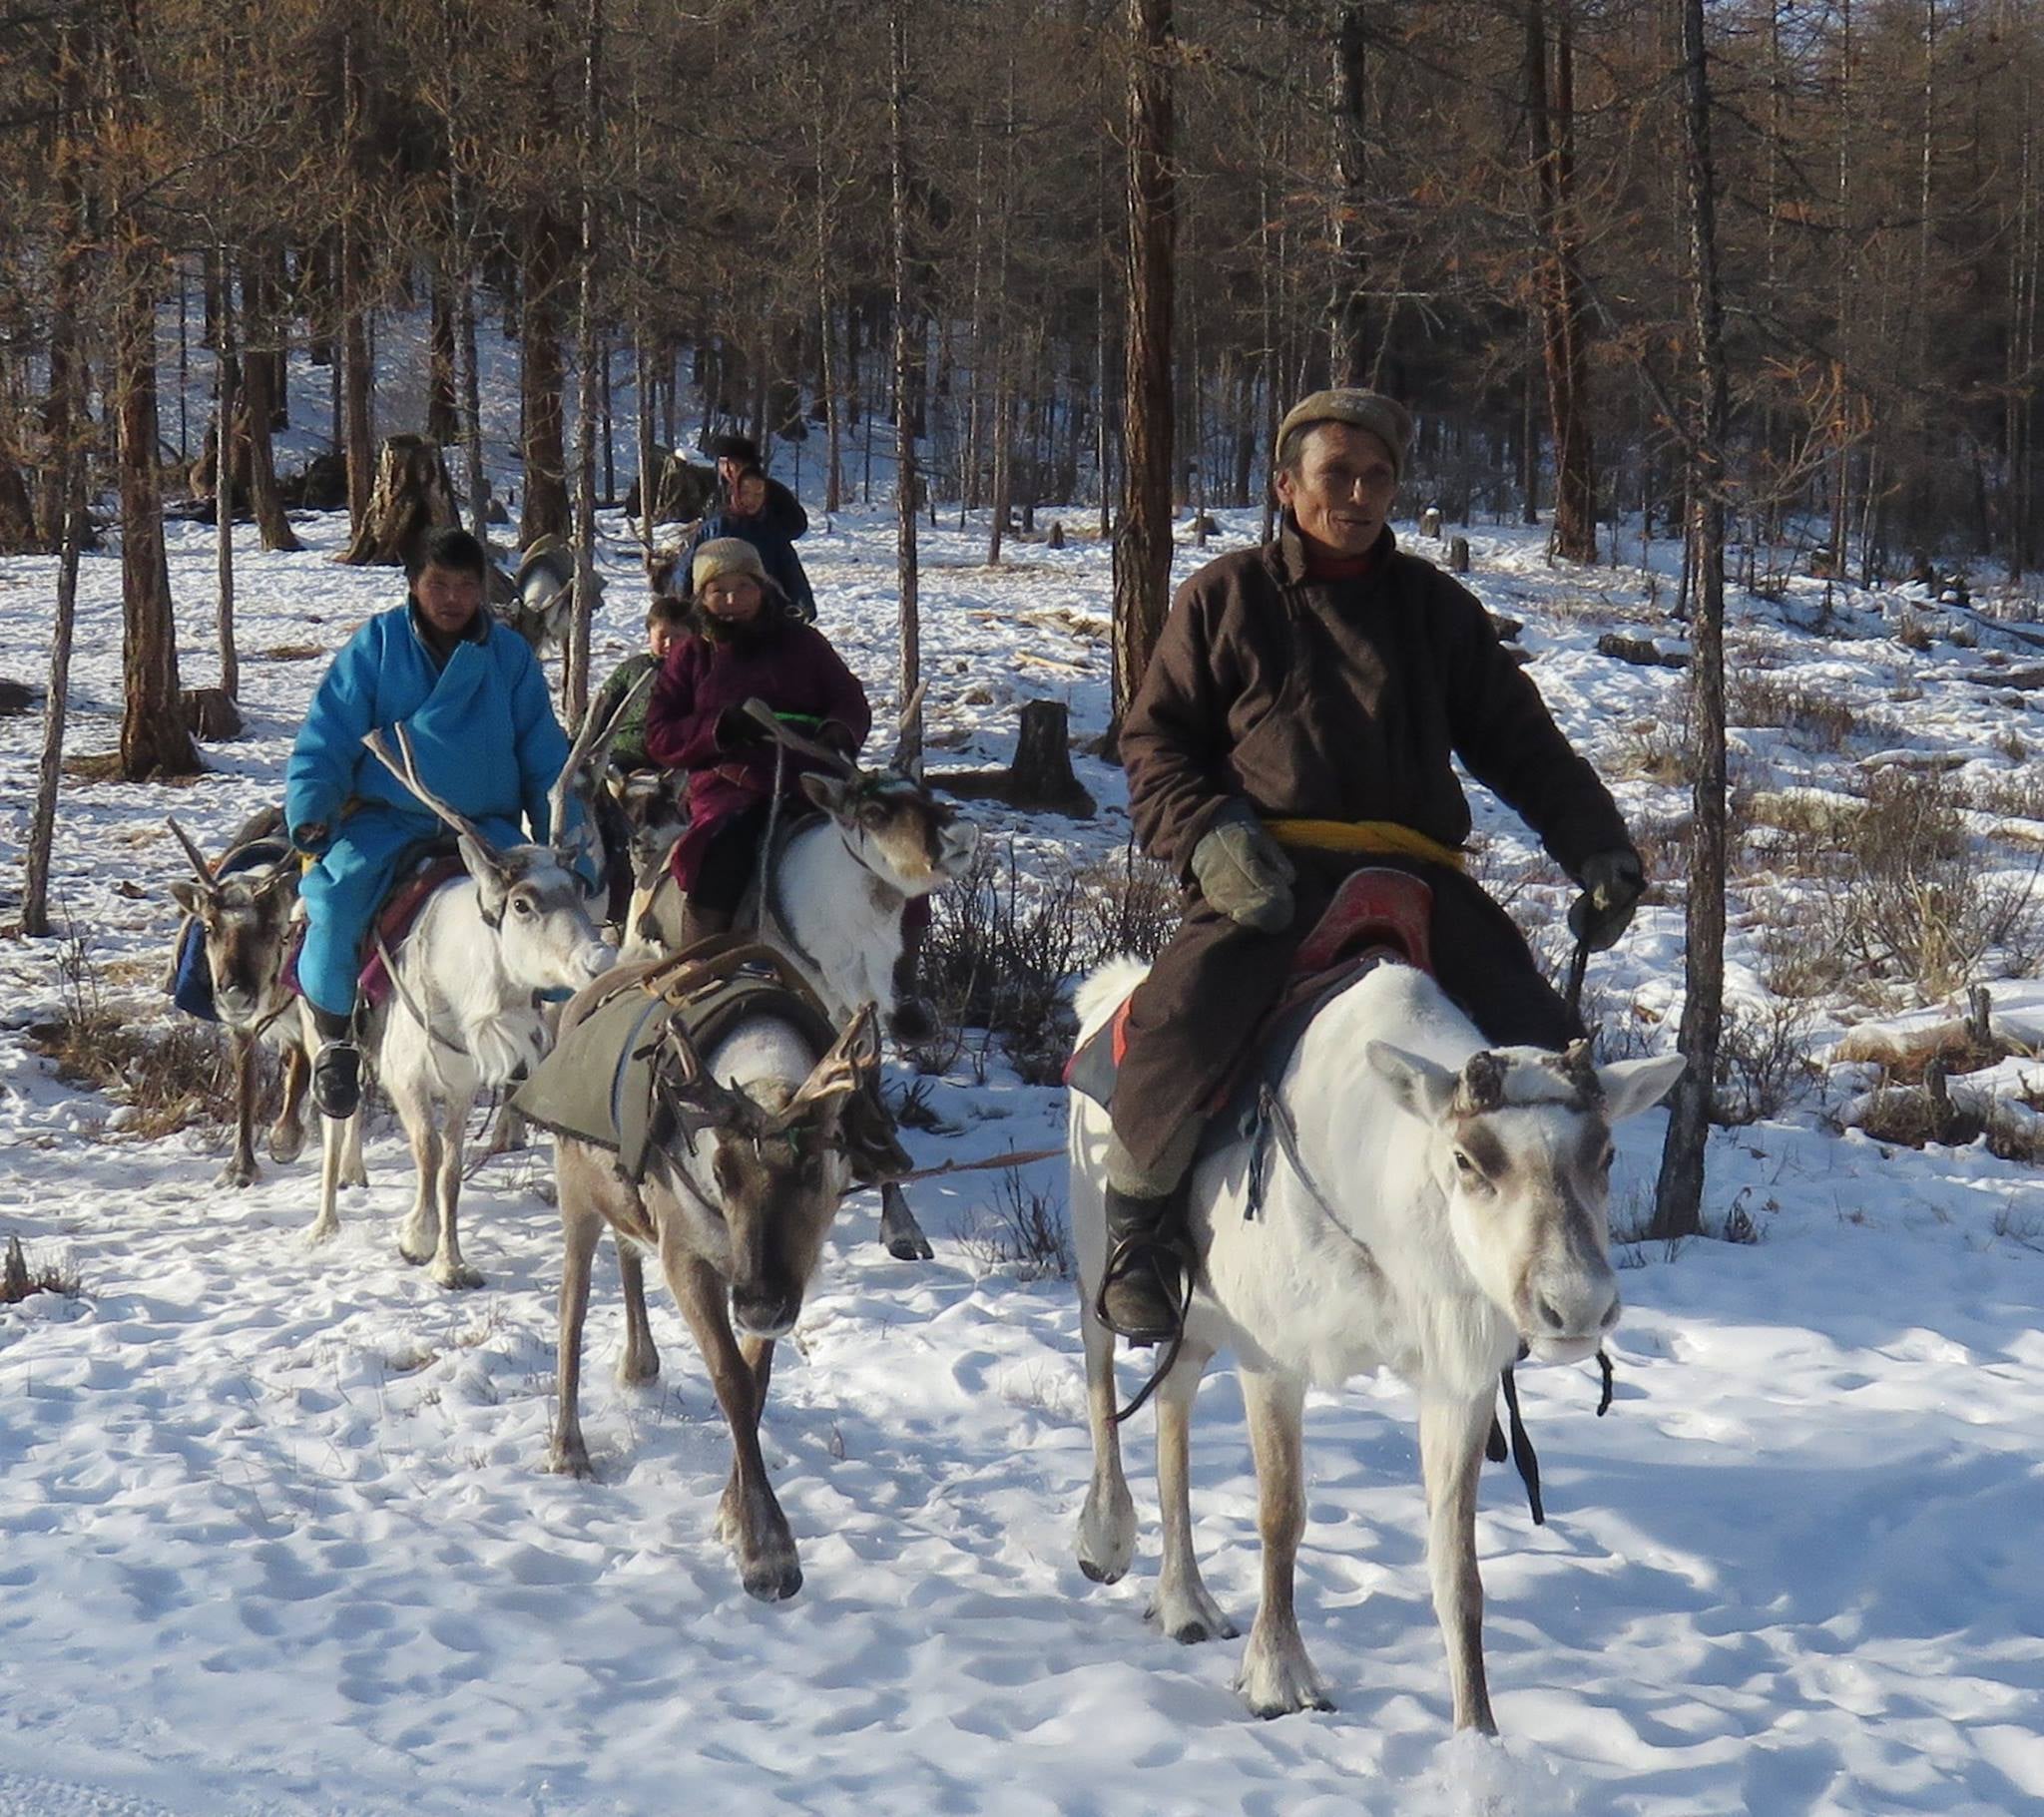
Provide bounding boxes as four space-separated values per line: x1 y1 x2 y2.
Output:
882 1227 935 1262
741 1558 803 1602
616 1350 661 1387
1078 1557 1124 1586
1236 1655 1336 1719
216 1160 257 1190
1148 1590 1239 1644
268 1127 305 1164
547 1444 594 1480
306 1220 339 1248
431 1262 485 1291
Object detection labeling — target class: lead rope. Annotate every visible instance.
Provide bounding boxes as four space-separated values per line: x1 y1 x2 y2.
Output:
1490 913 1606 1523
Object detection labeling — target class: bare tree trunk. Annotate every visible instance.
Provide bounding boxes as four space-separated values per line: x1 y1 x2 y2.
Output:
811 89 843 519
890 0 922 769
428 264 459 445
114 154 199 777
215 246 239 699
1111 0 1177 729
340 26 374 535
566 0 603 723
1652 0 1730 1243
22 419 86 937
239 275 302 553
1326 0 1368 385
1526 0 1598 563
37 16 88 553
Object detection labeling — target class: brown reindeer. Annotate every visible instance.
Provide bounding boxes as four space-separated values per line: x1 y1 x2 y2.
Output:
166 816 313 1188
544 979 880 1602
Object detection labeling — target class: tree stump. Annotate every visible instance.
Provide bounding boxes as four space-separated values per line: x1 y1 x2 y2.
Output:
336 435 457 567
1419 507 1442 538
1449 535 1471 573
182 686 244 741
0 678 36 715
929 699 1096 817
1046 520 1065 550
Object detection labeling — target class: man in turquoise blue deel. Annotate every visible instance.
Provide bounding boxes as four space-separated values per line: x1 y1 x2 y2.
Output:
284 527 584 1120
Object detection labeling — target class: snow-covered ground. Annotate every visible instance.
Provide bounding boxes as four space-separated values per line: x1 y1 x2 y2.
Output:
2 486 2042 1815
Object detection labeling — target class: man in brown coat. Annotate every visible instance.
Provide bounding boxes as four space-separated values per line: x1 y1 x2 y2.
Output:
1098 388 1646 1344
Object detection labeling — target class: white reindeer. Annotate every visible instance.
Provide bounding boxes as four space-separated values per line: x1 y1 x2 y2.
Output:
304 725 614 1286
624 695 978 1041
1069 957 1683 1731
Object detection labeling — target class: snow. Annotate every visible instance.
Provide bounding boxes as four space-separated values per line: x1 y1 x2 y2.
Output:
2 477 2042 1815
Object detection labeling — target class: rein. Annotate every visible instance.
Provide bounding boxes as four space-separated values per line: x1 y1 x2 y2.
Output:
373 927 470 1068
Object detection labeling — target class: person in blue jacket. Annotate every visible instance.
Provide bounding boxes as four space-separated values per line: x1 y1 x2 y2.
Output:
284 527 581 1120
687 466 817 622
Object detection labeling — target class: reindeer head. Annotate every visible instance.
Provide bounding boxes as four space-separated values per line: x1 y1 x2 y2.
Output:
798 768 978 897
361 726 616 1007
656 1005 880 1337
1365 1040 1685 1363
607 765 690 892
166 816 299 1029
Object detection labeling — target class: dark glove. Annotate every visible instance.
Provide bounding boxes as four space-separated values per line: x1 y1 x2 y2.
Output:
815 718 860 759
1568 849 1645 952
1191 801 1295 932
291 820 328 853
714 705 766 750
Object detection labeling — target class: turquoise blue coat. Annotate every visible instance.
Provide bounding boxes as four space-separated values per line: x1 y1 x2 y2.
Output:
284 605 573 1017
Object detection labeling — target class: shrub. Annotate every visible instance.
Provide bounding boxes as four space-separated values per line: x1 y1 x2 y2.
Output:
1712 999 1819 1126
958 1170 1073 1280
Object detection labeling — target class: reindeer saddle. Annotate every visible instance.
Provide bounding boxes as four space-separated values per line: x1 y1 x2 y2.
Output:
279 845 469 1009
514 937 843 1184
1064 865 1437 1120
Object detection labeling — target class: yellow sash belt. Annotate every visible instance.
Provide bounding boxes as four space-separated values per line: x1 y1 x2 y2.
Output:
1264 817 1466 871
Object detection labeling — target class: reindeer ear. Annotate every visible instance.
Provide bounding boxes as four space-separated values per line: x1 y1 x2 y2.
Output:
801 771 851 816
169 879 212 917
1365 1041 1459 1123
1597 1053 1687 1123
456 833 514 919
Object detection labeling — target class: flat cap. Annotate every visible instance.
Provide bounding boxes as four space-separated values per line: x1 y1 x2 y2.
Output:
1276 389 1412 480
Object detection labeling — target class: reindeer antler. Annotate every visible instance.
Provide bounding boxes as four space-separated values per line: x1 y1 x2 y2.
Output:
742 696 861 777
547 667 657 851
361 724 506 862
164 815 218 891
794 1002 881 1111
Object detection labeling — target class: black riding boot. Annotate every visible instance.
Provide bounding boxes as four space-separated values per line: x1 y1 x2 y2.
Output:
309 1003 361 1121
1096 1186 1192 1347
676 899 735 951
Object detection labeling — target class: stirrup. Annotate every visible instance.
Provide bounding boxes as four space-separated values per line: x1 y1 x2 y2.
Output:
1095 1233 1196 1425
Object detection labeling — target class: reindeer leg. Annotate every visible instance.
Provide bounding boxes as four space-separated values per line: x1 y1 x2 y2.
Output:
268 1042 308 1163
1148 1340 1235 1643
340 1080 369 1188
1235 1368 1333 1717
615 1239 661 1386
1419 1389 1499 1734
218 1032 259 1189
308 1110 346 1246
428 1083 483 1289
666 1248 800 1602
876 1180 933 1261
1075 1288 1138 1586
548 1148 606 1478
717 1332 777 1525
393 1072 442 1266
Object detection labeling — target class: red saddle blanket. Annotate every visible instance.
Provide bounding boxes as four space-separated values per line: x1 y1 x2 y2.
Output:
283 854 470 1009
1064 865 1436 1111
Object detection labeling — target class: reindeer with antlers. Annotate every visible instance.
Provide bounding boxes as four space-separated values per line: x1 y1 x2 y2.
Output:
296 719 619 1283
165 813 312 1189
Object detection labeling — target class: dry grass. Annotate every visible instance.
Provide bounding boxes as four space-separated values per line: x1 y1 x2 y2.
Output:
957 1171 1073 1280
1728 673 1874 750
27 1012 244 1136
1 1234 83 1305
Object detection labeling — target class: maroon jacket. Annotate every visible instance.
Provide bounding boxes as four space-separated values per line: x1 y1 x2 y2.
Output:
645 603 872 891
1121 520 1632 882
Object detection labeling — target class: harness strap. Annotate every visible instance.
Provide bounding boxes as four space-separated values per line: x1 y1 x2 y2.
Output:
373 928 469 1062
1499 1365 1545 1527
